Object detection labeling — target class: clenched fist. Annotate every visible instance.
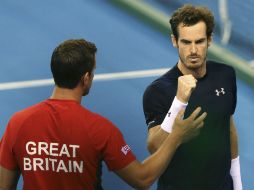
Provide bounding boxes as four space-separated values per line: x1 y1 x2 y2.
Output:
176 75 197 103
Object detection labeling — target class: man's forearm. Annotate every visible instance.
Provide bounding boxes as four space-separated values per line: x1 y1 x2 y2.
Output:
140 132 182 188
147 126 169 154
230 119 238 158
0 166 20 190
117 130 182 190
143 107 205 188
147 97 188 154
230 116 243 190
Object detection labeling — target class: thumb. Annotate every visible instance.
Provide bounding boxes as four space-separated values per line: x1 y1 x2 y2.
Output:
176 108 185 120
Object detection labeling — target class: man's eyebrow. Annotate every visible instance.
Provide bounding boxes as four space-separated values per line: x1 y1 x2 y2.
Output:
180 38 207 43
180 39 191 43
195 38 206 43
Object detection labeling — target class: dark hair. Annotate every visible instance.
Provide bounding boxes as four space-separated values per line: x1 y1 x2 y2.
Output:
169 4 215 40
51 39 97 89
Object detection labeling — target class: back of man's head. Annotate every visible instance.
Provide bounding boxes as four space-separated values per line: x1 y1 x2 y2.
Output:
51 39 97 89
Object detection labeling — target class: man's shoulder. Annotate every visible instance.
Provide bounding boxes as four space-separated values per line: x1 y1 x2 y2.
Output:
85 109 112 125
80 107 119 133
143 68 178 110
145 68 178 94
11 102 45 121
10 101 100 124
83 110 123 144
207 60 235 73
5 102 46 135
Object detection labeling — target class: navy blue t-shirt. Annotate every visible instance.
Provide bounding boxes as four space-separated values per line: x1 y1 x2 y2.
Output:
143 61 237 190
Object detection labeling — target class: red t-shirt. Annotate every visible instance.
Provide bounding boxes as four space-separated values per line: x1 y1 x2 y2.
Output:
0 99 136 190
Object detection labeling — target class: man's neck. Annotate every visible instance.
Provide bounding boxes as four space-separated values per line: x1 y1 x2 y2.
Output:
50 86 82 104
177 61 206 78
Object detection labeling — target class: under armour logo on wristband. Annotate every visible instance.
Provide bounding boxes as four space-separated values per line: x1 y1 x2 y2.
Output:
215 88 225 96
167 112 171 117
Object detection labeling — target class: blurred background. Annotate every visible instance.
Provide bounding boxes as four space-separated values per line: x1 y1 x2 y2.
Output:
0 0 253 189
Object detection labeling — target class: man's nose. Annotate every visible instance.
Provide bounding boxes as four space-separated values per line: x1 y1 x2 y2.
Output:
190 43 197 54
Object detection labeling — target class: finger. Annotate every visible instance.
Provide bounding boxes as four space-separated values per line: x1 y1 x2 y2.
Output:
193 112 207 125
189 82 197 90
176 108 185 119
192 130 200 138
186 74 195 79
187 107 202 121
184 75 196 84
195 121 204 129
190 79 197 86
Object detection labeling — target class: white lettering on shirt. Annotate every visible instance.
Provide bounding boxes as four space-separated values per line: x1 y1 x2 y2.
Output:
26 141 37 155
23 141 83 173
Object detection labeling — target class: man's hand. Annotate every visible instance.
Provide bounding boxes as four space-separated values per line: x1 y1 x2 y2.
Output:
176 75 197 103
172 107 207 143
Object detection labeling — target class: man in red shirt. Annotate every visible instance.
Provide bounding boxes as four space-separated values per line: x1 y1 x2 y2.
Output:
0 39 206 190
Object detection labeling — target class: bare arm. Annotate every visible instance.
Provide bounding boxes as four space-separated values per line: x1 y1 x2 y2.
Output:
147 108 203 154
147 125 168 154
116 132 180 190
0 166 20 190
230 116 243 190
116 108 207 189
230 115 238 159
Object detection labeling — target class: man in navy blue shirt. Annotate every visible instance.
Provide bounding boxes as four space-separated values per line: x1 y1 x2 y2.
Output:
143 4 243 190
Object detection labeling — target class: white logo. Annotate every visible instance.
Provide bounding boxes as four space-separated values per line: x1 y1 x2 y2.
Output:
148 120 155 126
215 88 225 96
121 145 131 155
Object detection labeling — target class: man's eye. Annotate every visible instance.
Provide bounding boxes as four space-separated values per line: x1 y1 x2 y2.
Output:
182 41 191 45
196 40 205 44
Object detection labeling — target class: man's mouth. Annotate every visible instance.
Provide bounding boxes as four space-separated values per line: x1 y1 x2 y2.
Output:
188 56 199 62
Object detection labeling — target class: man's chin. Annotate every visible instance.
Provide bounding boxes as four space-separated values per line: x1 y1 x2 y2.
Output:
82 90 89 96
187 61 203 69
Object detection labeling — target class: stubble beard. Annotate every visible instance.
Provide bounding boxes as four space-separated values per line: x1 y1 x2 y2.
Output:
179 52 207 72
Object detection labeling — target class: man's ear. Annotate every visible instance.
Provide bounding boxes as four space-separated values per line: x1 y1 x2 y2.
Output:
208 35 213 47
81 72 90 86
171 34 178 48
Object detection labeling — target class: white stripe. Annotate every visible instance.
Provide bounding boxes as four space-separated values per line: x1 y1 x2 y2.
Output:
0 68 169 91
218 0 231 45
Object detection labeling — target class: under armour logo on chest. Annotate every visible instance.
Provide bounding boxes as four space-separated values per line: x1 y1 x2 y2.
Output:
215 88 225 96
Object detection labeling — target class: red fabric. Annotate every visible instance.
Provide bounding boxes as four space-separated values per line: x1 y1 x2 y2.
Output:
0 99 136 190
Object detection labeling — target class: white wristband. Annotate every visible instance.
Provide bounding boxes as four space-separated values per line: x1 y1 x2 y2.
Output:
230 156 243 190
161 96 188 133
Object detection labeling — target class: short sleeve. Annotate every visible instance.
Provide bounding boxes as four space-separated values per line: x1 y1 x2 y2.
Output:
89 117 136 171
231 67 237 115
0 121 19 170
102 127 136 171
143 83 174 129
